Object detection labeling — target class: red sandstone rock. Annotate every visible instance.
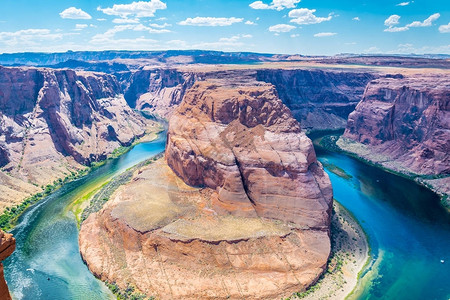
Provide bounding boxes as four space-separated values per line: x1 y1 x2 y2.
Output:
342 74 450 176
0 66 154 210
0 230 15 300
166 80 333 228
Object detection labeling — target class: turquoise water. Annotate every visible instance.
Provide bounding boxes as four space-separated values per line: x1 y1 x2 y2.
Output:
4 135 166 300
315 146 450 300
3 131 450 300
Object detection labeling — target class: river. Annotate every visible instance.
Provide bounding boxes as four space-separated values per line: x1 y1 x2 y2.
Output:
4 134 166 300
4 132 450 299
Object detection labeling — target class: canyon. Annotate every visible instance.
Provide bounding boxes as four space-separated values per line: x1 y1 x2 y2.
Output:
79 78 333 299
0 66 158 211
0 51 449 299
338 74 450 199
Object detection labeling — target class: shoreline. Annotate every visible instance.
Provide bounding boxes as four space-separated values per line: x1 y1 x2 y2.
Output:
0 128 163 232
310 130 449 210
289 201 370 300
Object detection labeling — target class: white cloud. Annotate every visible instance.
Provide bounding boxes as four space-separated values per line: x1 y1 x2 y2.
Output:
218 34 252 42
269 24 296 32
384 13 440 32
353 17 360 21
314 32 337 37
407 13 440 27
97 18 107 21
75 24 88 30
191 34 253 51
249 0 300 11
98 0 167 18
396 2 410 6
439 22 450 33
60 7 92 19
290 33 299 37
0 29 78 51
289 8 332 25
91 24 170 44
245 21 256 25
364 46 380 53
112 18 140 24
149 22 171 28
384 26 409 32
384 15 400 27
178 17 243 26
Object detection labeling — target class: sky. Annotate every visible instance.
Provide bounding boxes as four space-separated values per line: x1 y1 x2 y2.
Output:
0 0 449 55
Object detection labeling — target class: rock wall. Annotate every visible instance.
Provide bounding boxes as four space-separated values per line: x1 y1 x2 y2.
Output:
124 68 196 117
256 69 376 130
0 230 15 300
339 74 450 196
0 66 153 210
166 80 333 228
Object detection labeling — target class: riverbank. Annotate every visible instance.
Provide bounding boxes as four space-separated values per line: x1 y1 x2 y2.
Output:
310 131 449 209
0 127 163 231
288 201 370 300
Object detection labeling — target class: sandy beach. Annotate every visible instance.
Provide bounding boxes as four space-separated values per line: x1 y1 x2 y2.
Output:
289 201 370 300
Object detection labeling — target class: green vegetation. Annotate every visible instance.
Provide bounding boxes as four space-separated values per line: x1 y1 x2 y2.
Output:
81 153 163 223
0 168 89 231
321 161 353 180
105 281 154 300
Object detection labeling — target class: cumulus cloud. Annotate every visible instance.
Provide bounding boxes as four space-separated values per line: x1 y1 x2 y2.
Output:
352 17 360 21
288 8 332 25
384 15 400 27
407 13 440 27
268 24 296 32
60 7 92 19
439 22 450 33
396 2 410 6
314 32 337 37
98 0 167 18
384 13 440 32
91 23 170 45
178 17 243 26
149 22 171 28
245 20 256 25
191 34 252 51
249 0 300 11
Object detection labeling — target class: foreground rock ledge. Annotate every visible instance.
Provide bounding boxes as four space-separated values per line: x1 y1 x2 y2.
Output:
80 80 333 299
0 230 15 300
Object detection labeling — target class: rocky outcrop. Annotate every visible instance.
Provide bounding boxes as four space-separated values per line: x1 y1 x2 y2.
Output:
166 80 333 228
80 79 333 299
0 230 15 300
256 69 376 130
339 74 450 196
124 68 196 117
0 66 154 210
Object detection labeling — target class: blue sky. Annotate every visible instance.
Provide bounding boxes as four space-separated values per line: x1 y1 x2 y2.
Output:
0 0 449 55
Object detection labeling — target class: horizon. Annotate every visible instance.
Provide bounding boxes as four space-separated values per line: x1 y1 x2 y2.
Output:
1 0 449 55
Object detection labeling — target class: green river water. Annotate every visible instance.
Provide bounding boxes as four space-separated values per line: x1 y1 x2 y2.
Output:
3 133 450 299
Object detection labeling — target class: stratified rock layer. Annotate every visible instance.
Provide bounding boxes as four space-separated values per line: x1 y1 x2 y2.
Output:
339 74 450 196
0 66 155 210
256 69 376 130
166 80 333 228
0 230 15 300
80 79 333 299
80 159 331 300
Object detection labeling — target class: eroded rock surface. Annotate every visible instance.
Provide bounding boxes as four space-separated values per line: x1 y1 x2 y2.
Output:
0 66 156 210
80 79 333 299
166 80 333 228
339 74 450 196
0 230 15 300
256 69 376 130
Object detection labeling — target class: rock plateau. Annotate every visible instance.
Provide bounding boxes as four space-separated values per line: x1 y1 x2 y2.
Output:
80 79 333 299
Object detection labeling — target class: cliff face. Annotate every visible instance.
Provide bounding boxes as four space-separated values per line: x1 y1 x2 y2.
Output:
339 74 450 196
256 69 376 130
0 230 15 300
0 66 152 210
166 80 332 227
124 68 196 117
80 79 333 299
